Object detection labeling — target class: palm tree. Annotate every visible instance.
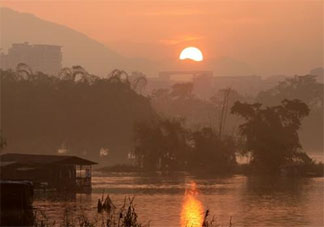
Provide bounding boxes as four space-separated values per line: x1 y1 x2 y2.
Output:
130 72 147 95
59 65 91 82
107 69 130 86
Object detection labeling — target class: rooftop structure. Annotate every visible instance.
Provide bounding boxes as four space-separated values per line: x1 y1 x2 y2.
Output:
0 153 97 193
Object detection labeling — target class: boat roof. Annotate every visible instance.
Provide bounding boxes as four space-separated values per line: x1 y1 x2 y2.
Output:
0 153 97 166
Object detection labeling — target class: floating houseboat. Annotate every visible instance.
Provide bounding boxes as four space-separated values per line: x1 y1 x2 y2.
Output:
0 153 97 192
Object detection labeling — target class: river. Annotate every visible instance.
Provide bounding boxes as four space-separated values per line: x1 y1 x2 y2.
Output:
34 173 324 226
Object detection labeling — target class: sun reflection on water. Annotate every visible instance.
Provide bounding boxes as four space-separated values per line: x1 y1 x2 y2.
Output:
180 182 204 227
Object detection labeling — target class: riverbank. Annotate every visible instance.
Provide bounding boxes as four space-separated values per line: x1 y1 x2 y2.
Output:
96 162 324 178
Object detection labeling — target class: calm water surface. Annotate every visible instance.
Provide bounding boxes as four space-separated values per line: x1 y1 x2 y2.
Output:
34 173 324 227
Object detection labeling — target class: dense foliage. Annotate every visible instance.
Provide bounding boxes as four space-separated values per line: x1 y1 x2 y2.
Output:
1 69 155 163
133 117 237 173
257 75 323 153
2 67 321 175
151 83 218 128
134 118 189 171
151 82 245 134
231 99 311 174
189 127 237 173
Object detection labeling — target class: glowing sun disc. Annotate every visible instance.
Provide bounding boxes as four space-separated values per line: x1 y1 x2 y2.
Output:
179 47 203 61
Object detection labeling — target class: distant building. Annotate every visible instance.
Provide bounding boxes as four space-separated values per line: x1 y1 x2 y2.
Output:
148 71 266 99
146 75 173 92
158 70 213 81
0 42 62 75
147 70 214 99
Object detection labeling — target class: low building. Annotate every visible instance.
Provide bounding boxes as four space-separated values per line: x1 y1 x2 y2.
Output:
0 153 97 192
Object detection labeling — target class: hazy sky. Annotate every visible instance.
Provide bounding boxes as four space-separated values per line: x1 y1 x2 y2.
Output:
1 0 323 75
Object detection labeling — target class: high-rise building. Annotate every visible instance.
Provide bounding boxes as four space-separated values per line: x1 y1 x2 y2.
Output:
0 42 62 75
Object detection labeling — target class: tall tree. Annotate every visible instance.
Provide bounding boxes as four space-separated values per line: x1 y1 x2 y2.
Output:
231 99 310 173
257 75 323 153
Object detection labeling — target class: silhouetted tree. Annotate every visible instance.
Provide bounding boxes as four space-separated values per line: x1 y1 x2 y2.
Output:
134 118 237 173
258 75 323 108
257 74 323 155
129 72 147 95
107 69 130 86
170 82 193 100
16 62 33 80
1 69 155 163
58 65 98 84
231 99 310 174
134 117 189 171
189 127 237 173
151 83 218 128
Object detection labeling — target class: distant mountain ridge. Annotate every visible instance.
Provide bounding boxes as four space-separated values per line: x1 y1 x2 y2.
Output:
0 7 256 77
0 7 158 76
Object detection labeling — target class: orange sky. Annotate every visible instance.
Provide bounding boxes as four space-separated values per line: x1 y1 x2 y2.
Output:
0 0 323 75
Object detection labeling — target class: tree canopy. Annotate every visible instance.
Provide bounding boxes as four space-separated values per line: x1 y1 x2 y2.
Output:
1 69 155 163
257 75 323 153
133 118 237 173
231 99 310 173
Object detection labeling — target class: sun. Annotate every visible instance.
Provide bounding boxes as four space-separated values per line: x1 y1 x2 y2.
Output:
179 47 203 62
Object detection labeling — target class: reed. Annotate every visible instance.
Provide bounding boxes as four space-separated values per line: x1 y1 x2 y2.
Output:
33 195 147 227
33 196 233 227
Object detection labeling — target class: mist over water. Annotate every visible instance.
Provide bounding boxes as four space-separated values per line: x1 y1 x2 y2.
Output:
33 173 324 227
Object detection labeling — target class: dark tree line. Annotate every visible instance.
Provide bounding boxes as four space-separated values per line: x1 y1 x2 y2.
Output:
133 117 237 173
143 74 323 175
133 99 319 175
1 69 155 163
1 66 321 175
151 75 323 157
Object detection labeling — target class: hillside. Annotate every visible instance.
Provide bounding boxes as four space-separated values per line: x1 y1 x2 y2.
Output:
0 7 157 76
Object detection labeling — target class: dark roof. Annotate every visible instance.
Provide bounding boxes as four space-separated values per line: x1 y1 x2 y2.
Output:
0 153 97 166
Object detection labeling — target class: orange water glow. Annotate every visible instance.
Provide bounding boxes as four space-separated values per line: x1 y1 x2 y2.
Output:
180 182 204 227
